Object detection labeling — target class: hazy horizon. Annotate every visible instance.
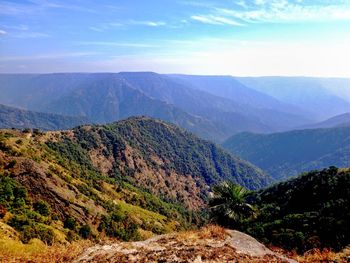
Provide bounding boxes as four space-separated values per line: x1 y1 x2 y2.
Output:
1 0 350 77
1 71 350 79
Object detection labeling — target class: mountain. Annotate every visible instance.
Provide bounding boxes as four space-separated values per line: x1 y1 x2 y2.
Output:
0 73 92 111
299 112 350 129
167 74 311 133
0 73 312 142
59 117 271 204
222 126 350 180
317 78 350 103
244 167 350 253
0 104 87 130
0 117 270 249
169 74 302 114
43 74 226 141
237 77 350 120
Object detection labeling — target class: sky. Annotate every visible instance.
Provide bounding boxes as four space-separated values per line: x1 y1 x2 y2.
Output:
1 0 350 76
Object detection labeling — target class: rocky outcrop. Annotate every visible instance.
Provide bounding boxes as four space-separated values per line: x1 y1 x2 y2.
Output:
74 227 296 263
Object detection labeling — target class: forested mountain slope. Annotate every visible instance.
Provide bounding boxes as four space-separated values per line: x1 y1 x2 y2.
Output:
0 117 270 248
223 127 350 180
0 104 87 130
245 167 350 252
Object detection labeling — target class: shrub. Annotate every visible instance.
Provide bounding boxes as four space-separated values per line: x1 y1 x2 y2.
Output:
79 224 92 239
64 217 77 230
5 160 17 169
21 224 55 245
22 128 31 133
0 204 7 218
33 200 51 216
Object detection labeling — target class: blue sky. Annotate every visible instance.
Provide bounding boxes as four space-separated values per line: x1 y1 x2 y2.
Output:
1 0 350 76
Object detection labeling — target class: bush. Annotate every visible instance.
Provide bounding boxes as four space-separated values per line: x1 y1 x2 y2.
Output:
33 200 51 216
5 160 17 169
0 176 27 211
22 128 31 133
79 224 92 239
98 213 140 241
64 217 77 230
0 204 7 218
21 224 55 245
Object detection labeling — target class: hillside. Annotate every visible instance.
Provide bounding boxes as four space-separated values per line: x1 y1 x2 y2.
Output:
0 104 87 131
0 117 270 252
52 117 271 207
0 73 312 142
244 167 350 253
223 126 350 180
299 112 350 129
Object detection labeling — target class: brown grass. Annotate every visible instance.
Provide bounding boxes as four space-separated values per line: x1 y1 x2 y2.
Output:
0 238 92 263
197 224 227 240
295 248 337 263
270 246 350 263
295 247 350 263
175 224 227 243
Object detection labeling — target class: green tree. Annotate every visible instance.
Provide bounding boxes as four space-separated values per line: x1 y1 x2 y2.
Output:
209 182 255 228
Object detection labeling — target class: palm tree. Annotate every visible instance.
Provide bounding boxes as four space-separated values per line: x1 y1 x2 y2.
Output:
209 181 255 228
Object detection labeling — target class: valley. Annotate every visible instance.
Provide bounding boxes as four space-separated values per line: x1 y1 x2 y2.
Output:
1 73 350 263
2 0 350 261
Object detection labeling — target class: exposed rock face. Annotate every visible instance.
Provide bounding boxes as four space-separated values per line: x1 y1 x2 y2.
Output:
74 228 297 263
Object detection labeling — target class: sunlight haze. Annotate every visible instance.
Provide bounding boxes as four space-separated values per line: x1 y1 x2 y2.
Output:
1 0 350 76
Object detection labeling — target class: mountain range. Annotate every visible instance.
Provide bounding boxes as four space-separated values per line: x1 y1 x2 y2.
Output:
223 126 350 180
238 77 350 120
0 73 324 142
0 104 87 131
298 112 350 130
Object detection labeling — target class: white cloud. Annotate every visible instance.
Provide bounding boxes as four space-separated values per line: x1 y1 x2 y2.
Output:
129 20 166 27
218 1 350 23
191 15 243 26
0 29 7 35
0 0 93 16
89 20 166 32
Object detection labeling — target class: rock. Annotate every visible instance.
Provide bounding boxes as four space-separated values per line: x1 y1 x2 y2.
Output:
73 227 297 263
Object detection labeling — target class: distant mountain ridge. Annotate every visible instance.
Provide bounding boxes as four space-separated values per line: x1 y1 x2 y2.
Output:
0 104 87 130
298 112 350 130
0 73 312 142
238 76 350 120
169 74 303 114
222 126 350 180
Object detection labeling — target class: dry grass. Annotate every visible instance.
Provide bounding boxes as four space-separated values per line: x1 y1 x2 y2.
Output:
176 224 227 243
0 238 91 263
270 246 350 263
197 224 227 240
295 247 350 263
